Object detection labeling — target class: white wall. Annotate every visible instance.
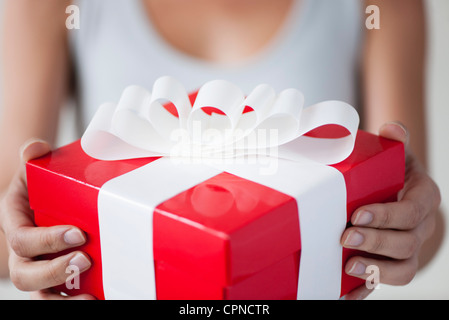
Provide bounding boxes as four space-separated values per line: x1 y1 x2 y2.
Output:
0 0 448 300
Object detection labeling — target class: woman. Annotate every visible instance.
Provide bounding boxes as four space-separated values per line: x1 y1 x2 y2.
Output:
0 0 441 299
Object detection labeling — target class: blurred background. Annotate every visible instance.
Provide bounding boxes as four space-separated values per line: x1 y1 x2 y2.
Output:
0 0 448 299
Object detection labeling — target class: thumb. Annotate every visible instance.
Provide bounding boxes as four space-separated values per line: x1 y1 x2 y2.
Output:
378 121 409 147
20 139 52 163
0 139 51 233
18 139 52 185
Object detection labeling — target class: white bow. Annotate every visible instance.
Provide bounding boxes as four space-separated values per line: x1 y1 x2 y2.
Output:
81 76 359 164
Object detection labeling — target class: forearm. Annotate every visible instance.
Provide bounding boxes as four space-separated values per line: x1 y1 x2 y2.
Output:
360 0 443 273
0 0 71 187
0 0 72 277
362 0 427 167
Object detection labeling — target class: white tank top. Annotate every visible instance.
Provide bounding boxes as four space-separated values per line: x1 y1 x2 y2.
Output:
70 0 363 129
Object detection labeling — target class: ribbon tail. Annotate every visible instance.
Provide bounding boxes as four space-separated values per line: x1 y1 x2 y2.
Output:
294 165 347 299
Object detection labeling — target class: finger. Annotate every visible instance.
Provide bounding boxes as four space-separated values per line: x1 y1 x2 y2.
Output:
352 174 439 230
17 139 52 189
8 225 86 258
351 200 422 231
9 251 91 292
378 121 409 146
345 255 419 286
0 140 52 231
0 150 49 234
0 167 35 232
341 227 419 260
20 139 52 164
343 284 374 300
30 289 96 300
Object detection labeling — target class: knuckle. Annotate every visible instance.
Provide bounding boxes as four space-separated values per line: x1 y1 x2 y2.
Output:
398 260 418 285
369 232 386 254
45 260 66 286
8 229 28 257
9 268 27 291
408 201 424 229
378 206 392 229
40 230 61 253
403 233 420 259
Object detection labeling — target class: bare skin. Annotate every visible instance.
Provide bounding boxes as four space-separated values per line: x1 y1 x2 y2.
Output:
0 0 441 299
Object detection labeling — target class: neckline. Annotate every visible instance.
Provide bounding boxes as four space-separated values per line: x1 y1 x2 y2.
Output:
131 0 310 72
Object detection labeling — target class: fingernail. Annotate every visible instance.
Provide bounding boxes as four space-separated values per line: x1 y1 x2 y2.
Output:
344 230 364 247
347 261 367 276
64 229 85 246
354 210 373 226
391 121 408 136
69 253 91 271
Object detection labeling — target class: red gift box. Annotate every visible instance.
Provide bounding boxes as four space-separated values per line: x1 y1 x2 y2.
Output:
26 129 404 300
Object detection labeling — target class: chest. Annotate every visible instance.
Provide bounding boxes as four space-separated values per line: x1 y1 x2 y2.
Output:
74 0 363 127
141 0 295 63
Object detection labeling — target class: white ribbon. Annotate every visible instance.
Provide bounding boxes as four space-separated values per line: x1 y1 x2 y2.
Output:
81 76 359 165
97 158 222 299
81 76 360 300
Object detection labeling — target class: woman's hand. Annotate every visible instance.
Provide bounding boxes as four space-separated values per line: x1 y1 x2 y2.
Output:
0 139 95 300
341 122 441 300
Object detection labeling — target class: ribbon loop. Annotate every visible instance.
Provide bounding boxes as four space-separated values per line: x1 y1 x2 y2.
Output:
149 76 192 135
111 86 173 153
248 88 304 149
188 80 246 146
234 84 276 136
81 76 359 164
